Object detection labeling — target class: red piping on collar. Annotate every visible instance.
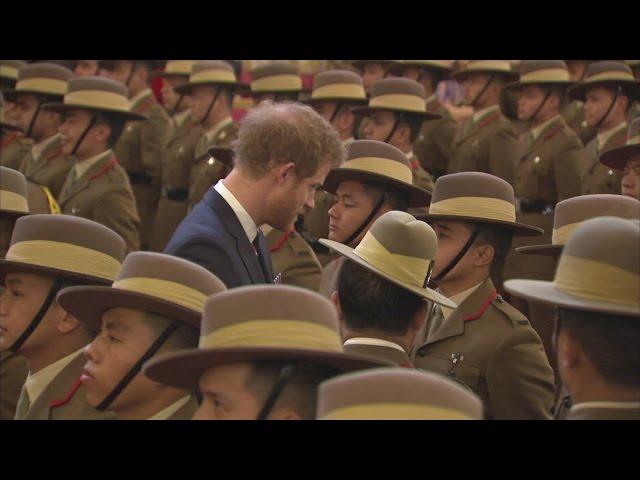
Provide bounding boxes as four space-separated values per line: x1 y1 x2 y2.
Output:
269 228 295 253
49 377 82 409
478 111 501 128
463 289 498 322
88 156 117 181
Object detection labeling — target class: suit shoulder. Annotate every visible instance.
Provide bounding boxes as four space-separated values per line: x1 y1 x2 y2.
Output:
486 296 532 330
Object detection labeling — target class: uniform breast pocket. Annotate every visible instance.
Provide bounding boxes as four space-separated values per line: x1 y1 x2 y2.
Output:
418 352 482 393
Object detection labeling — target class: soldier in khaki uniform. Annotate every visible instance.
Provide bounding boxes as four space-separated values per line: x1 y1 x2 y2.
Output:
567 61 640 195
1 60 31 171
149 60 202 252
321 211 455 368
386 61 458 179
562 60 597 145
44 76 141 252
502 61 586 304
505 216 640 420
412 172 555 420
4 63 75 198
318 140 431 297
57 252 226 420
0 214 125 420
447 61 519 183
175 61 244 209
350 61 392 140
352 77 439 197
602 118 640 200
99 60 172 250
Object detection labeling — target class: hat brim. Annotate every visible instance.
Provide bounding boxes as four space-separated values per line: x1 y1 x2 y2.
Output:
351 105 442 121
600 144 640 171
2 89 64 103
515 244 563 256
303 96 369 106
56 285 201 331
0 121 22 132
567 80 640 102
504 80 573 91
174 81 248 95
318 238 457 309
452 69 519 81
41 102 146 122
0 209 29 220
416 213 543 237
323 168 431 208
504 279 640 317
0 259 112 286
143 345 393 391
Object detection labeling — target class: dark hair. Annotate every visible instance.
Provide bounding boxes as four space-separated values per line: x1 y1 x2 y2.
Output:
470 222 513 277
93 111 126 148
337 259 425 334
246 361 338 419
558 308 640 389
362 180 410 212
394 112 424 144
142 312 199 351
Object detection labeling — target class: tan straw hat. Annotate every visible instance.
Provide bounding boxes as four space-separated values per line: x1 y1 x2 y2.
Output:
173 60 247 95
303 69 367 104
567 61 640 102
3 62 74 102
244 61 303 95
0 167 30 219
451 60 518 81
150 60 198 78
504 60 572 91
599 118 640 171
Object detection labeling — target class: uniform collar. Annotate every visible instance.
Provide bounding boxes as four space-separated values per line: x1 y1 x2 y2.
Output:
403 149 415 161
74 149 112 180
204 116 233 144
130 88 153 111
597 121 627 151
343 337 406 353
425 94 438 107
31 133 60 163
531 115 562 142
173 108 191 130
472 105 500 123
146 395 192 420
214 179 258 243
25 347 84 405
441 281 485 321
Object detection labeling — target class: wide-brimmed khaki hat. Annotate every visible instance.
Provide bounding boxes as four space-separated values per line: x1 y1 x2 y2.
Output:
417 172 543 236
567 61 640 102
451 60 518 81
241 61 303 95
316 368 483 420
385 60 452 78
505 217 640 317
323 139 431 207
320 211 456 308
0 60 26 83
0 214 125 285
0 167 30 219
504 60 572 91
173 60 246 95
57 251 227 331
150 60 197 78
42 76 146 122
599 118 640 171
143 285 392 390
352 77 441 120
303 69 367 105
516 195 640 256
2 62 74 102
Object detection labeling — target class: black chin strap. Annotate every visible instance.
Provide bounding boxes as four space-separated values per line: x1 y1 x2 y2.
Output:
25 100 43 138
468 74 495 109
96 321 179 411
329 101 343 124
169 93 185 117
429 226 483 288
594 85 622 130
70 113 97 156
383 113 402 144
527 88 553 123
9 278 64 353
124 61 137 89
343 188 389 247
256 364 295 420
200 87 222 126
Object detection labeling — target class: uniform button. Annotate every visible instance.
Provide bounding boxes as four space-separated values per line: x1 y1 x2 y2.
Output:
534 156 541 164
207 157 215 165
417 347 427 357
608 169 614 176
178 146 184 154
581 121 588 128
126 125 133 133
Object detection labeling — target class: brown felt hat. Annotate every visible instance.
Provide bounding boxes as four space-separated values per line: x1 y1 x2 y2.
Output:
2 62 74 102
173 60 246 95
516 194 640 256
385 60 452 78
56 252 227 331
417 172 543 236
451 60 518 81
0 214 125 285
0 60 27 82
0 167 30 219
316 368 484 420
150 60 198 78
504 60 572 91
505 217 640 317
143 285 392 391
41 76 146 122
323 139 431 208
567 61 640 102
242 61 303 95
303 69 367 104
599 118 640 171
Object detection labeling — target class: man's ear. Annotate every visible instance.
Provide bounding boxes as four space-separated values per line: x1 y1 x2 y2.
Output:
92 123 111 144
556 328 582 371
56 307 81 334
473 243 494 268
273 162 296 185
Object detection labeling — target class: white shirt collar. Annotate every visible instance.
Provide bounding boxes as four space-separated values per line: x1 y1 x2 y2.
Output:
571 401 640 413
130 88 152 109
441 281 485 321
173 108 191 129
204 116 233 144
25 347 85 404
343 337 406 353
74 149 111 180
147 395 192 420
531 115 561 141
472 105 499 123
214 179 258 243
31 133 60 163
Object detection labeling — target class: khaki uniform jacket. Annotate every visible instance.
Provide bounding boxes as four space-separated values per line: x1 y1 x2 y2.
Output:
566 404 640 420
447 109 518 183
0 132 31 171
17 352 116 420
414 97 459 179
19 134 74 198
150 112 203 252
0 351 29 420
581 127 626 195
343 342 414 368
301 190 335 266
318 255 344 298
188 121 238 208
26 180 59 215
265 227 323 291
57 151 140 252
411 278 556 420
561 100 597 146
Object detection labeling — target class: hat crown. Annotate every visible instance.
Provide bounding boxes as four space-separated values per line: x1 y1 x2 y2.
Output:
0 167 28 214
164 60 197 76
345 139 410 168
66 76 129 97
371 77 425 100
464 60 513 73
0 60 27 80
251 61 300 79
431 171 516 205
17 62 74 82
313 69 363 89
191 60 234 76
584 60 634 80
518 60 568 76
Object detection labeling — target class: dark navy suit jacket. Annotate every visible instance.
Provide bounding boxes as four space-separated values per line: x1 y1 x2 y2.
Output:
165 187 274 288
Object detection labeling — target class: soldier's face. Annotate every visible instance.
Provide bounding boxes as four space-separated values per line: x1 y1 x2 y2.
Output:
189 85 217 124
10 93 40 136
74 60 98 77
583 86 627 127
161 76 190 111
193 362 263 420
0 272 61 353
312 101 340 124
363 111 400 145
461 73 491 105
359 63 386 96
517 85 558 122
59 109 108 157
622 156 640 200
430 221 481 282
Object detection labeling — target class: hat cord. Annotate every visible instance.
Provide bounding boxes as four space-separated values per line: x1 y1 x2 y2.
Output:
200 87 222 126
383 115 402 144
70 114 97 156
594 85 622 130
96 321 179 411
124 61 137 90
8 278 64 353
168 93 185 117
329 101 343 125
526 88 553 123
25 100 43 139
429 226 483 288
468 74 495 109
343 188 389 247
256 364 295 420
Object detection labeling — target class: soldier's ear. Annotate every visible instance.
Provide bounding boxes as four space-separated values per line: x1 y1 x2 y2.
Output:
56 310 82 334
330 291 342 317
472 243 494 268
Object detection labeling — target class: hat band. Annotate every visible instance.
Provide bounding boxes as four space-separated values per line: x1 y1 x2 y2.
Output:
251 74 302 92
354 231 431 288
429 196 516 223
311 83 366 101
369 94 426 113
6 240 121 281
190 69 237 84
0 65 19 80
587 71 636 83
64 90 131 113
520 68 570 83
16 77 68 96
112 276 207 313
466 61 512 73
342 157 413 185
0 190 28 213
164 60 195 76
320 403 474 420
554 254 640 308
200 319 342 352
552 221 582 246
